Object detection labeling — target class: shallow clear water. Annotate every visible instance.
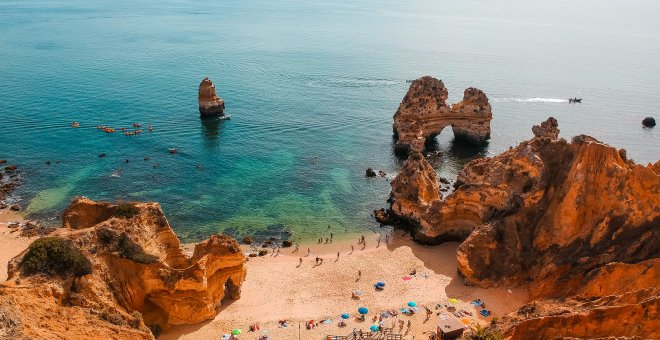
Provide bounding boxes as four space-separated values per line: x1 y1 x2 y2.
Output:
1 0 658 241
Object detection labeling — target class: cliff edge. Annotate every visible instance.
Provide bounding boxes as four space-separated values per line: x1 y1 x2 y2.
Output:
1 197 246 339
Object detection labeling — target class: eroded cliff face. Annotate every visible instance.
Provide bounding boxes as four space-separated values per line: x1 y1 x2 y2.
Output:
392 76 492 154
381 117 659 338
498 259 659 340
1 197 246 338
198 77 225 117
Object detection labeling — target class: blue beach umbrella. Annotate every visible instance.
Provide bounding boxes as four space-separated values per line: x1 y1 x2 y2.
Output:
370 325 379 332
376 281 385 287
358 307 369 315
341 313 350 319
408 301 417 307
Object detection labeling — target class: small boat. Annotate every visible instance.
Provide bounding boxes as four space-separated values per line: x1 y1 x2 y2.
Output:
405 80 414 84
168 148 178 154
568 97 582 103
219 115 231 120
132 123 141 128
71 122 80 128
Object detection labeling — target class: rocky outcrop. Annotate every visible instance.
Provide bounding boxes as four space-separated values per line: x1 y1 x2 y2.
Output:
497 258 659 339
1 197 246 338
643 116 656 127
0 161 20 208
198 77 225 117
392 76 492 154
531 116 559 139
381 117 660 338
382 116 660 337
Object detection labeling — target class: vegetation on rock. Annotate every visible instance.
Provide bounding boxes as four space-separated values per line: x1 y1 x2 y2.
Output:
20 237 92 277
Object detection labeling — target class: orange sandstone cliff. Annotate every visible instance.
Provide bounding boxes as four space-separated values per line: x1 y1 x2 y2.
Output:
380 117 659 338
0 197 246 339
198 77 225 117
393 76 492 154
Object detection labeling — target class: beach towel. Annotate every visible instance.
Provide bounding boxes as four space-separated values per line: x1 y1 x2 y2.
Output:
402 276 412 281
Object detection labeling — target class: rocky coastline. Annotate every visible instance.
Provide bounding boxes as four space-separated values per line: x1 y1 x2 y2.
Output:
1 197 246 339
377 116 660 338
392 76 492 155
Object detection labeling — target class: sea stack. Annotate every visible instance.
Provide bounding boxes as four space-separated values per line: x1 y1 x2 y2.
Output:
392 76 492 155
642 116 656 127
198 77 225 117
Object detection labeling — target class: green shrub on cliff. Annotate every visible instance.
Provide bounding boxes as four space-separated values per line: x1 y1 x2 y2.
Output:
20 237 92 277
114 203 140 219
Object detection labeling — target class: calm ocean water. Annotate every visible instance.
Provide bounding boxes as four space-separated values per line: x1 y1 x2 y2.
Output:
1 0 658 242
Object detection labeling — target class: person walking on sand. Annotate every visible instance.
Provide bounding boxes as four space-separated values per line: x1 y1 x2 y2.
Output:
336 252 340 261
377 238 381 248
407 320 411 331
350 245 354 254
294 243 299 253
330 232 333 240
299 257 303 266
358 269 362 280
306 248 311 257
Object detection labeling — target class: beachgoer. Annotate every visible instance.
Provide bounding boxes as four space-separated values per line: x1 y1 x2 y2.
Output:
325 237 329 244
377 238 381 248
306 248 310 256
319 258 323 265
508 289 513 298
294 243 299 252
351 245 354 253
358 269 362 279
299 257 303 266
407 320 411 330
330 232 333 240
336 252 340 260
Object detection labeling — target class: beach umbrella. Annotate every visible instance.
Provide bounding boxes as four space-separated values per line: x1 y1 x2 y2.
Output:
358 307 369 315
448 298 459 304
408 301 417 307
370 325 379 332
231 329 242 335
376 281 385 287
341 313 350 319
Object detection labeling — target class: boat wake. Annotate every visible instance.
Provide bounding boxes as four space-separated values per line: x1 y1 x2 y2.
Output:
491 97 568 103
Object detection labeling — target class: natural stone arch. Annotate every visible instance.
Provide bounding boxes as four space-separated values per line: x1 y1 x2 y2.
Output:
392 76 492 154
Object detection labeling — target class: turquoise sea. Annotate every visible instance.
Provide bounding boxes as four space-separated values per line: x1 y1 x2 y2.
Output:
1 0 658 242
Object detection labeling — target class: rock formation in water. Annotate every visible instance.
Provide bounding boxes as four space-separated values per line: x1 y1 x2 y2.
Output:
643 116 656 127
380 117 659 338
1 197 246 338
198 77 225 117
392 76 492 154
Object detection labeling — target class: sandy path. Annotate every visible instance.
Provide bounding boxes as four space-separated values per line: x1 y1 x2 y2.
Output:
0 209 36 282
164 232 528 339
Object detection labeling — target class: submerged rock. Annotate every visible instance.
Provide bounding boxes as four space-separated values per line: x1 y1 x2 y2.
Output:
2 197 247 337
198 77 225 117
392 76 492 154
365 168 377 177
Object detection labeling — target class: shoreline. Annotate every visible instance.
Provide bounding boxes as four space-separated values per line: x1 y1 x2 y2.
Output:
0 208 36 282
0 209 529 339
172 230 529 339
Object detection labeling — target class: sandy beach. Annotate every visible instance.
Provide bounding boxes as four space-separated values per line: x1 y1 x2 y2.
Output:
166 232 529 339
0 209 37 282
0 214 528 339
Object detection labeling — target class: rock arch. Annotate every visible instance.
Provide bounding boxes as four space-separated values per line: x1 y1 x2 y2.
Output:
393 76 492 154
